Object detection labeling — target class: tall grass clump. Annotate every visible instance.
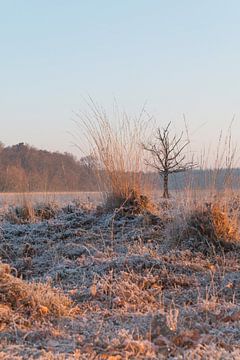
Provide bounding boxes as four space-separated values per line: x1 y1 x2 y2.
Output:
164 122 240 255
75 100 153 211
185 203 239 251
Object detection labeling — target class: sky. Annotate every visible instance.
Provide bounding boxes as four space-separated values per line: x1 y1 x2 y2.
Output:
1 0 240 164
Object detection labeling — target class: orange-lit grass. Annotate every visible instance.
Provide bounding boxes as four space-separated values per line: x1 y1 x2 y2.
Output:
75 100 153 210
187 203 239 245
0 263 76 329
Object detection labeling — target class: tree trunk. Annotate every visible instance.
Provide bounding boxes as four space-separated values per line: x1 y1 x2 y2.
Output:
163 172 169 198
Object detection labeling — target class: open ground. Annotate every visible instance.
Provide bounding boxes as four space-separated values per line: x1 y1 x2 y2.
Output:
0 190 240 359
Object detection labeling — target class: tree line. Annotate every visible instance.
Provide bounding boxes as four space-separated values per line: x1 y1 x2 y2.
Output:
0 142 98 192
0 142 239 193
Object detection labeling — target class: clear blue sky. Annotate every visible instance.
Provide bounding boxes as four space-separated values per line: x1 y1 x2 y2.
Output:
1 1 240 163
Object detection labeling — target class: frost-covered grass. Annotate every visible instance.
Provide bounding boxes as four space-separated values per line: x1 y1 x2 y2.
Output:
0 193 240 359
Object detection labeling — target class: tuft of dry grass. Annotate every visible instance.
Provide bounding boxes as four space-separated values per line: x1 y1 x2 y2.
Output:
5 201 59 223
6 199 36 224
173 202 240 254
0 263 75 329
75 100 153 212
188 203 238 243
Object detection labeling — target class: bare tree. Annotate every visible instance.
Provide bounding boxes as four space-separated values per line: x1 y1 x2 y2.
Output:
142 122 196 198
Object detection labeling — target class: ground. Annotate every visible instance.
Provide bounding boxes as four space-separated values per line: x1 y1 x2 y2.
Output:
0 195 240 359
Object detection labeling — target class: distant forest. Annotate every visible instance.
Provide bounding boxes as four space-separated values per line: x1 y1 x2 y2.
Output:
0 143 98 192
0 142 240 192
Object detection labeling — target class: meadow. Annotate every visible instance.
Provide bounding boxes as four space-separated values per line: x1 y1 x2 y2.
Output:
0 192 102 211
0 188 240 359
1 107 240 359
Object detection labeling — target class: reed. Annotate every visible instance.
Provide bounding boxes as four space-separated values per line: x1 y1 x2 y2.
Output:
75 100 152 210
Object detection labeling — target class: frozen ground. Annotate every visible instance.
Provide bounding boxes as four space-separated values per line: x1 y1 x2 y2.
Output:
0 195 240 359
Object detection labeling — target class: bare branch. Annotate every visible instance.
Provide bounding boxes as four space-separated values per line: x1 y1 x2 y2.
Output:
142 122 197 198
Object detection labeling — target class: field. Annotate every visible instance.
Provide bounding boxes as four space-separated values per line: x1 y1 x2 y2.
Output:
0 189 215 210
0 191 240 359
0 192 103 208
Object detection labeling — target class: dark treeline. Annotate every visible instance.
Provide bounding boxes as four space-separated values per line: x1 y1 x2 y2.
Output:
0 143 98 192
150 168 240 191
0 142 240 192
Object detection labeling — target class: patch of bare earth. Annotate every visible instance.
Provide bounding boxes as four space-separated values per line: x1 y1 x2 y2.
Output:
0 200 240 359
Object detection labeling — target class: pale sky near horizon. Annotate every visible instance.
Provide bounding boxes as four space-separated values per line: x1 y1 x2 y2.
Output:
1 1 240 165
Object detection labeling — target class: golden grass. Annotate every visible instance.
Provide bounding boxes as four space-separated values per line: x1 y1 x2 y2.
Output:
171 201 240 255
0 263 75 329
210 203 239 242
75 100 153 210
189 203 238 243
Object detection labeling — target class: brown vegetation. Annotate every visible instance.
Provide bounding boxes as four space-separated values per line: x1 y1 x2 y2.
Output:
173 202 240 254
0 263 75 330
0 193 240 358
75 101 154 212
5 200 59 224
